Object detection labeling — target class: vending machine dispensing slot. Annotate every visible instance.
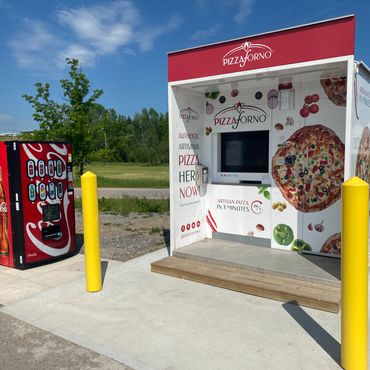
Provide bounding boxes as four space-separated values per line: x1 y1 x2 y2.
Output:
42 225 62 240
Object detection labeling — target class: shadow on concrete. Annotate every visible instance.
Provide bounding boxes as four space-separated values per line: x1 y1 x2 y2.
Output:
282 301 340 365
75 233 84 254
301 253 341 281
101 261 109 286
162 228 170 255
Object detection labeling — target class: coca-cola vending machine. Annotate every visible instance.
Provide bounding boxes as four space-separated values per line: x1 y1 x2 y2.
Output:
0 141 75 268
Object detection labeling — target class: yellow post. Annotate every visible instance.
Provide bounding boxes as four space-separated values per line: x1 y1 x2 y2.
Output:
81 171 102 292
341 176 368 370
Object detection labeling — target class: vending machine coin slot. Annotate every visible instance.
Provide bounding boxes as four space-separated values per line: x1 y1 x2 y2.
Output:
67 163 74 192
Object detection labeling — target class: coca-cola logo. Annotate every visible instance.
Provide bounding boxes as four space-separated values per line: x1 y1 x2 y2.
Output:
214 102 267 130
0 201 7 213
179 107 199 123
223 41 273 68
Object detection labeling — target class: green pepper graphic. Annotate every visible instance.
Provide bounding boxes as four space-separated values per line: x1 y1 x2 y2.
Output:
273 224 294 246
291 239 312 253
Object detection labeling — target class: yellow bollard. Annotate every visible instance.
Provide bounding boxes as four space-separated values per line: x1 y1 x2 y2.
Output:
81 171 102 292
341 176 368 370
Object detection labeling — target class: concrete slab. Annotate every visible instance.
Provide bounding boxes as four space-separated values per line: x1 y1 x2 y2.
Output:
1 248 347 370
0 254 121 305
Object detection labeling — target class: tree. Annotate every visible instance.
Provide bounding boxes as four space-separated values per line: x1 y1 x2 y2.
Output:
23 58 103 174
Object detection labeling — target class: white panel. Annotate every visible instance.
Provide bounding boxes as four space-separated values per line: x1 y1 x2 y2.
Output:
350 63 370 250
206 184 271 238
171 88 206 249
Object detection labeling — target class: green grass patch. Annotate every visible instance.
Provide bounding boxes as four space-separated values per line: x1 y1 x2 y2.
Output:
74 196 169 215
74 162 169 188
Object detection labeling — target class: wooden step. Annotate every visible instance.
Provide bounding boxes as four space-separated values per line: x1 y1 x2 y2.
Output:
151 256 341 313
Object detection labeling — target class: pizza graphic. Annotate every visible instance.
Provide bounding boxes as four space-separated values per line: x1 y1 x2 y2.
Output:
320 233 341 256
320 77 347 106
272 125 344 212
355 127 370 184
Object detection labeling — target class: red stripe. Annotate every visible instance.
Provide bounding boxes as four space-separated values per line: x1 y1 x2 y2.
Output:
206 215 217 232
207 210 218 229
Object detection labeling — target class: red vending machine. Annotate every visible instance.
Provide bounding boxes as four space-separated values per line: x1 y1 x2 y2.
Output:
0 141 75 268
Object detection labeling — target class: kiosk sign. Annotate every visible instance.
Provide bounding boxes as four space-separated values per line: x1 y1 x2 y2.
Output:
222 41 273 68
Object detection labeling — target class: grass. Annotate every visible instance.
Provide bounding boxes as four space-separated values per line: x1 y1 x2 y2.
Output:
74 196 169 215
74 162 169 188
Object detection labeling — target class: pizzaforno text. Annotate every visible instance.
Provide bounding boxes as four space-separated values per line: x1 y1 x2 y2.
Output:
223 50 272 68
214 110 267 129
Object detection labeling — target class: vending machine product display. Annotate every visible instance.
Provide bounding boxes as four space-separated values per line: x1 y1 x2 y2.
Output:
0 141 75 268
168 15 370 257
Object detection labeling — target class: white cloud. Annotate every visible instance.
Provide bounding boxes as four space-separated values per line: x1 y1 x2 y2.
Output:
191 25 219 41
0 113 13 120
9 0 182 71
8 19 63 72
56 44 98 68
136 15 182 51
56 1 139 54
234 0 254 25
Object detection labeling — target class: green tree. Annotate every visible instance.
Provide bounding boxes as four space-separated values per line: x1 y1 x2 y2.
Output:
23 58 103 174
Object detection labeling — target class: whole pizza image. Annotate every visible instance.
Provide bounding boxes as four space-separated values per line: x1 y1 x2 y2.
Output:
168 15 370 257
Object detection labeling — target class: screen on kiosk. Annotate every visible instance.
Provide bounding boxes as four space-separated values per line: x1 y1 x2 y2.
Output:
221 131 269 173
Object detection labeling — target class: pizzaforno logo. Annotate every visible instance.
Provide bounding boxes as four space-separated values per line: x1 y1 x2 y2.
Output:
179 107 199 123
222 41 273 68
214 102 267 130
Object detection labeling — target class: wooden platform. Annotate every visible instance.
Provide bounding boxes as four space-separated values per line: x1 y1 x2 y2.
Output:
151 256 341 313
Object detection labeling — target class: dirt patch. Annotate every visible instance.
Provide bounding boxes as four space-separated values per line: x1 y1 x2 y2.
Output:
75 211 170 262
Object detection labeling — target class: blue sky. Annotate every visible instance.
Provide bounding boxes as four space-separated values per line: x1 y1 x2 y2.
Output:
0 0 369 133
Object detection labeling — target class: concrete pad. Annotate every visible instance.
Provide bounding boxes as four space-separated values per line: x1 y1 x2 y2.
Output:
1 248 346 369
0 254 121 304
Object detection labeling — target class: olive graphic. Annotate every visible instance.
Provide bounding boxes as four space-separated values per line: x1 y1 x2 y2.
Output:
273 224 294 246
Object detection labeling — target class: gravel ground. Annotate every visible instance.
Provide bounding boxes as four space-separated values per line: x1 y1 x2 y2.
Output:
75 211 170 262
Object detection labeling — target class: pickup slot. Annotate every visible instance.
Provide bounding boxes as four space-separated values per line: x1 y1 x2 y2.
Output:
42 225 62 240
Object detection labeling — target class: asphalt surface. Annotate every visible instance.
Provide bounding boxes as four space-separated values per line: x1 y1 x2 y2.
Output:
74 188 169 199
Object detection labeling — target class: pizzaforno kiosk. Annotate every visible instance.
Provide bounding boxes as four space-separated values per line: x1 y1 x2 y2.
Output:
167 15 370 259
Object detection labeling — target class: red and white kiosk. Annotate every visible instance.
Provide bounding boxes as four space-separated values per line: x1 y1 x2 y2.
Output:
168 15 370 257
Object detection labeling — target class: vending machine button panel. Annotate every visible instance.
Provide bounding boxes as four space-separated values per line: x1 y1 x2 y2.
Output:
38 160 46 178
27 160 35 178
39 183 47 201
48 182 56 200
28 184 37 202
48 160 55 177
